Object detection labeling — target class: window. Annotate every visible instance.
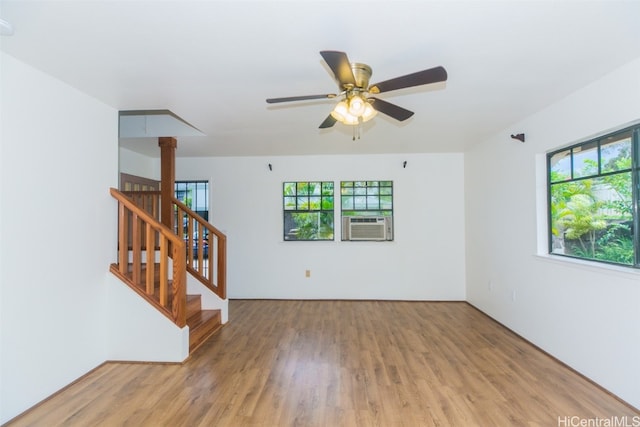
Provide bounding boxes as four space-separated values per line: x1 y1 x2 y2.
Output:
283 181 334 241
341 181 393 216
341 181 393 241
548 126 639 266
175 181 209 221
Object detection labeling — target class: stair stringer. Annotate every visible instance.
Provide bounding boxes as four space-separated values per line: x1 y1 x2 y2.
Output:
187 274 229 324
105 274 189 362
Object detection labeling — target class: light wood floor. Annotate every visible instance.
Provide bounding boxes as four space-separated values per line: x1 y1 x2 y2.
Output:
7 300 639 426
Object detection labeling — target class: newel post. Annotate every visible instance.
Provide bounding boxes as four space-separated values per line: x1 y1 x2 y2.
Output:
159 137 177 229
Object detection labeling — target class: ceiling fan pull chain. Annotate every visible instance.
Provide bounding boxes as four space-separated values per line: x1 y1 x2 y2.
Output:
353 123 362 141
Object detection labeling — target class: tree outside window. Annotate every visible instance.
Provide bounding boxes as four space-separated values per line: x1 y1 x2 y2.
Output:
548 128 636 265
283 181 334 241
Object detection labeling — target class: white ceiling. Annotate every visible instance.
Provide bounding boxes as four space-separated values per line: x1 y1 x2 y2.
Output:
2 1 640 158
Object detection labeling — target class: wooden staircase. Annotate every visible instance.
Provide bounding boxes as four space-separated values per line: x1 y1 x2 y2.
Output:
109 187 227 357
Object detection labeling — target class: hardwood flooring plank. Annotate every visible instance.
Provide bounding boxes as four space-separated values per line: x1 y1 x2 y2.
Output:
5 300 638 427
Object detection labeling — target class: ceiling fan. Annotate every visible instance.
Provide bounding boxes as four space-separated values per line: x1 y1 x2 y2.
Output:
266 50 447 136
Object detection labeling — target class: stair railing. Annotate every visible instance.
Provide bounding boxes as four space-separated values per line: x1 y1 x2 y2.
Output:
114 189 227 301
110 188 187 327
173 197 227 300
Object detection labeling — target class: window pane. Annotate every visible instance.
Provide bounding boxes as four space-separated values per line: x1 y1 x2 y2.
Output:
341 187 354 195
342 196 353 210
550 150 571 182
573 141 599 178
322 182 334 195
284 197 296 210
354 196 367 209
367 196 379 209
297 182 309 195
297 196 308 210
380 195 393 210
309 183 321 196
367 181 378 187
321 196 334 210
366 187 379 195
284 212 334 241
284 182 296 196
309 196 321 209
380 187 392 195
354 187 366 196
601 132 632 173
550 173 633 265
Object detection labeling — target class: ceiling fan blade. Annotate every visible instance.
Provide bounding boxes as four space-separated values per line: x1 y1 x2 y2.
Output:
320 50 356 89
368 66 447 94
369 97 414 121
266 94 337 104
319 115 337 129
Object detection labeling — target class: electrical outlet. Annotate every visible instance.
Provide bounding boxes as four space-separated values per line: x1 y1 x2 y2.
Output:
305 270 311 278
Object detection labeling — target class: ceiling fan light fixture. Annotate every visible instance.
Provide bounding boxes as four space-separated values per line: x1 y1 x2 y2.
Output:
331 97 377 126
361 102 377 123
330 100 348 121
348 94 366 116
330 101 357 125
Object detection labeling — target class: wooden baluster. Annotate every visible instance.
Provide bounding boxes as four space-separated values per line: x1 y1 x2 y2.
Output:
132 212 141 286
154 194 160 222
218 233 227 299
172 240 186 327
118 203 128 273
208 243 214 282
186 214 193 264
159 237 168 307
197 222 204 273
154 194 160 248
146 223 154 295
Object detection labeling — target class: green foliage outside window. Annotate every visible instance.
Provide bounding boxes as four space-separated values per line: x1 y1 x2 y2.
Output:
283 181 334 240
548 128 636 265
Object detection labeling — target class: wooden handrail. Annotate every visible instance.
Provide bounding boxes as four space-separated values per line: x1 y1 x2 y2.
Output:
110 188 187 327
173 197 227 300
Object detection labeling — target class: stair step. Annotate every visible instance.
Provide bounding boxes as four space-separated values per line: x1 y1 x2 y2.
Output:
186 294 202 318
188 309 222 353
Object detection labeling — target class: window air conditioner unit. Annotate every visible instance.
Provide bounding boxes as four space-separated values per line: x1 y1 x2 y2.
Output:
343 216 393 241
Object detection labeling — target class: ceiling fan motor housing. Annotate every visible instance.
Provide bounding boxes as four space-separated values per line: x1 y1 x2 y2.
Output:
351 63 372 90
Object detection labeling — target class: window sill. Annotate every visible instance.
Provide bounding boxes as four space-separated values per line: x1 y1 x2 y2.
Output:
534 253 640 279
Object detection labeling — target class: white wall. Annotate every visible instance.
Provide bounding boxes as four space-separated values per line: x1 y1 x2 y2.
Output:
0 53 118 423
176 153 466 300
119 146 159 180
465 57 640 408
106 274 189 362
